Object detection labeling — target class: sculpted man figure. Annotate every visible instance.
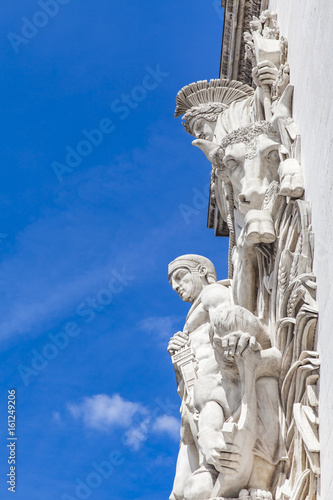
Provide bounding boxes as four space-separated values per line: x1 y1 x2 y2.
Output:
168 10 320 500
175 64 304 316
175 38 304 244
168 254 287 500
168 254 232 500
174 79 255 144
175 69 303 231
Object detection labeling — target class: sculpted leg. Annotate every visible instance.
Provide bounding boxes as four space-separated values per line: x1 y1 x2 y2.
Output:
232 239 259 314
170 441 199 500
247 377 287 495
243 210 276 245
183 465 218 500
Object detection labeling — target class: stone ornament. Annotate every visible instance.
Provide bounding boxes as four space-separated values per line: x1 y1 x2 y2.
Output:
174 79 254 135
168 8 320 500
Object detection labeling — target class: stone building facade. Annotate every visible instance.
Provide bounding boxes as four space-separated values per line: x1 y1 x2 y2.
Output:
166 1 331 499
221 1 332 498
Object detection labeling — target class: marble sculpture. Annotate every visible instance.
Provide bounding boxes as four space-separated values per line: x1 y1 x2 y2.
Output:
167 9 320 500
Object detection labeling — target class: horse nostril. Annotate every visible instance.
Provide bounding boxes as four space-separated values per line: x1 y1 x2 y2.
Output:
239 194 250 204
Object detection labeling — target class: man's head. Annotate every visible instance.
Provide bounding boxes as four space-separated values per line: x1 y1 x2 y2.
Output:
175 79 254 140
183 103 224 140
168 254 217 303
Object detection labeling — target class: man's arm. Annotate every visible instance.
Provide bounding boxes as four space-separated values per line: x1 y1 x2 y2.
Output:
201 283 232 323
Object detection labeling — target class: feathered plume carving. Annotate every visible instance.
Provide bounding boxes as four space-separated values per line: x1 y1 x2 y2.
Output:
174 79 254 118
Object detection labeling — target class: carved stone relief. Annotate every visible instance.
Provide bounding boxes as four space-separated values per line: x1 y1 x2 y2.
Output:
167 8 320 500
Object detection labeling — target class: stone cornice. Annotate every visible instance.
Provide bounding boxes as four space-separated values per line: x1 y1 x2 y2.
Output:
219 0 263 84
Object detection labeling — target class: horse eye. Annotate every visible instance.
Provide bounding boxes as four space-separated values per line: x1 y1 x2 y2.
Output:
267 150 279 162
225 159 238 171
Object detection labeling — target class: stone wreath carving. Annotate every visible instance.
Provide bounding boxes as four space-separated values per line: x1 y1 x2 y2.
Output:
167 9 320 500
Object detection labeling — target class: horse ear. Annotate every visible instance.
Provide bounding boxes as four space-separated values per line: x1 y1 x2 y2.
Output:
192 138 217 162
270 84 294 129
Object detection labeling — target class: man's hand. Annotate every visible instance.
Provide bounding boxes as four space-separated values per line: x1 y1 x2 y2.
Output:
167 331 189 355
252 60 278 87
206 440 241 474
220 331 262 359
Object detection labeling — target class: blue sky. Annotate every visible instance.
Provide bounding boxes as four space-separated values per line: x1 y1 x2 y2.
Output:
0 1 228 498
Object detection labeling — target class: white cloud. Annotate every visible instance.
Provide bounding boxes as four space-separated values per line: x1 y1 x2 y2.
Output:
146 454 176 473
52 411 61 422
153 415 180 441
139 315 182 344
124 414 180 450
125 418 151 451
67 393 180 451
67 394 146 432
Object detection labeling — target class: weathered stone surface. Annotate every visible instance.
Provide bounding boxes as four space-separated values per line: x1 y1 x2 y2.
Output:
169 6 321 500
220 0 262 85
267 2 333 497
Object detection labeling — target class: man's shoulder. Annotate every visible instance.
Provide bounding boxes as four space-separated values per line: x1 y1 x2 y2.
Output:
201 281 231 309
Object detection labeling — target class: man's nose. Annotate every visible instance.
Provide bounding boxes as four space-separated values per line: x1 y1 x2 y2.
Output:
171 277 179 290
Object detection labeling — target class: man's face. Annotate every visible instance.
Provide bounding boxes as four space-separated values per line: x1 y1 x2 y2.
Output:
189 117 216 141
169 268 203 303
